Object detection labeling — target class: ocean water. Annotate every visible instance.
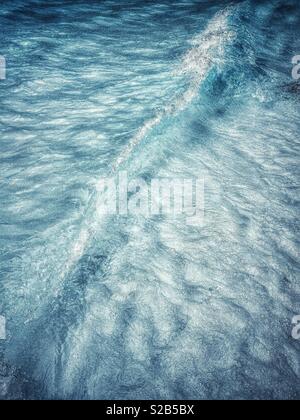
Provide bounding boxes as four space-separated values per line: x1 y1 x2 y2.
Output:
0 0 299 400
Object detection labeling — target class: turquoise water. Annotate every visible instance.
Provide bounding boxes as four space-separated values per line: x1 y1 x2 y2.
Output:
0 0 299 399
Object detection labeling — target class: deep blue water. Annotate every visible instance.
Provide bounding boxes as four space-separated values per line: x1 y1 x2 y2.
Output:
0 0 299 400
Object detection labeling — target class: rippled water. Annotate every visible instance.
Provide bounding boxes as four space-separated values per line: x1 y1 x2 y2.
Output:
0 0 299 400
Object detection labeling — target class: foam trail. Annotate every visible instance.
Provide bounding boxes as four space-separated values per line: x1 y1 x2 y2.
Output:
114 6 235 170
62 7 236 282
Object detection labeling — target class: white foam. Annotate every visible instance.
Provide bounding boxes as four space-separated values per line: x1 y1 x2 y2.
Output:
64 7 236 282
113 7 236 170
